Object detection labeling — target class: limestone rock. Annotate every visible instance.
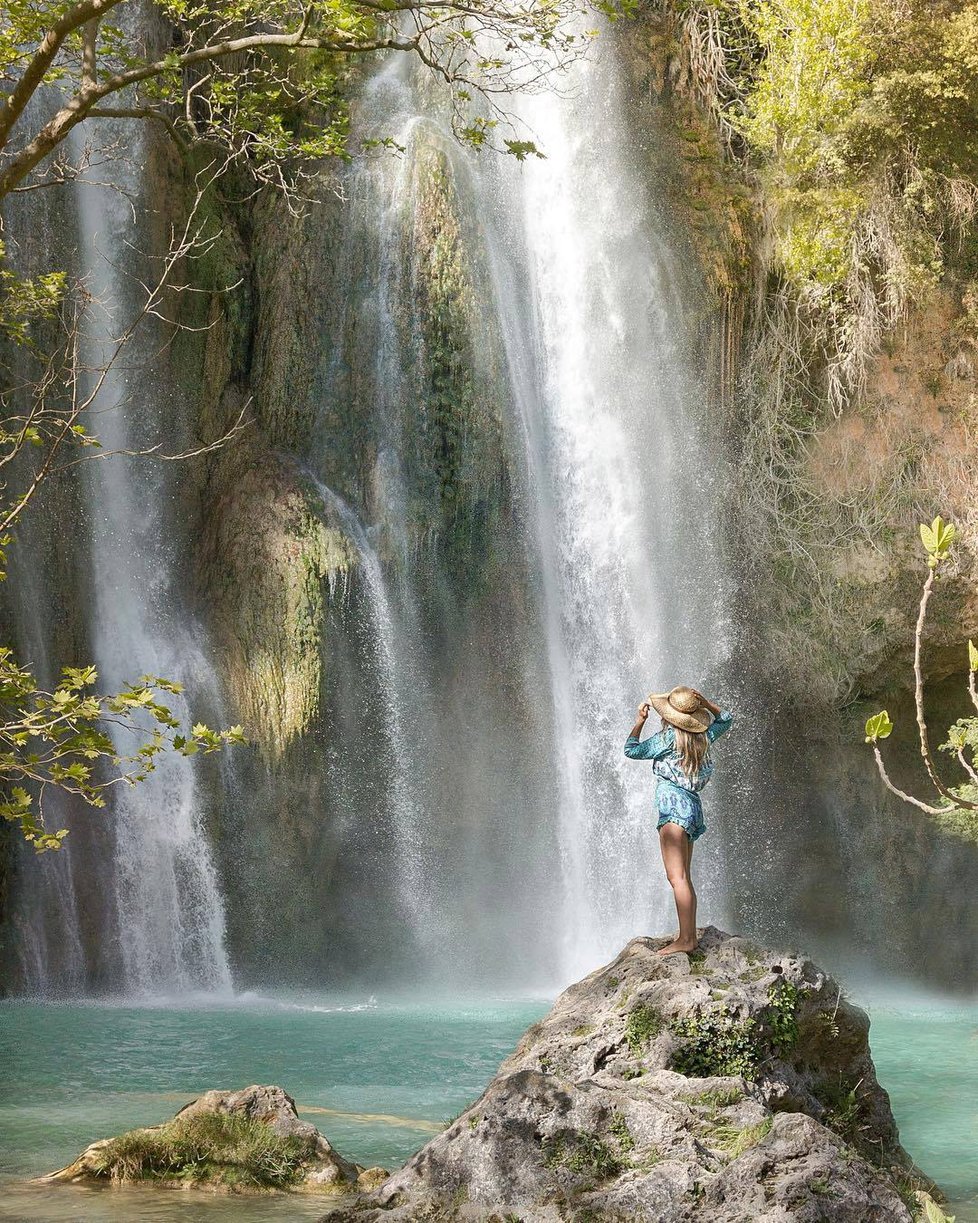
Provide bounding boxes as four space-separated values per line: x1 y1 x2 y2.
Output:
45 1083 367 1192
336 928 934 1221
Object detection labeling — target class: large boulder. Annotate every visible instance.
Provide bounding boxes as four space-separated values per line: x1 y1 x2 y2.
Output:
334 928 939 1221
44 1084 381 1193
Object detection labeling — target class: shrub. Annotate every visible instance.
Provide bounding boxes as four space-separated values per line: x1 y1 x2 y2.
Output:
624 1003 663 1053
670 1009 759 1079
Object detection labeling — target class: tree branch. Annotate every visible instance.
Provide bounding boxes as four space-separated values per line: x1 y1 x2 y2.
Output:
0 0 125 148
871 745 946 815
88 106 190 153
911 568 977 806
0 28 420 197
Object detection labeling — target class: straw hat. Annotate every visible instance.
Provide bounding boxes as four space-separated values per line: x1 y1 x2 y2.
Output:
648 685 714 734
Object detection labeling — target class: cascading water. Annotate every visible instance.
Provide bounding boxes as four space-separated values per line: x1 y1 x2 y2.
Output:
63 117 232 995
304 33 731 988
6 27 730 996
309 475 433 942
478 44 732 979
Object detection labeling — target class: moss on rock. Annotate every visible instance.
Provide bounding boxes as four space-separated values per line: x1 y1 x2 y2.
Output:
199 454 355 760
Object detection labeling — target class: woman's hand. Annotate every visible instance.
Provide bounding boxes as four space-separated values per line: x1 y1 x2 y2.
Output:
637 701 650 721
692 689 721 716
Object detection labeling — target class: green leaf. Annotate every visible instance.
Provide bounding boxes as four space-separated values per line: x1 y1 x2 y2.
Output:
865 710 894 743
920 516 956 565
969 640 978 672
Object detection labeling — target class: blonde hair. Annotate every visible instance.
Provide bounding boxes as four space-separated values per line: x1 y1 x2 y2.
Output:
666 721 710 780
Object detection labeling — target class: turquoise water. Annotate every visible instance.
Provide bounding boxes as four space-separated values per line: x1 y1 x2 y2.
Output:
0 992 975 1220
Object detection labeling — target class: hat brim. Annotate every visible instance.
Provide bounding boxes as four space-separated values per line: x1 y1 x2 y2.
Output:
648 692 713 734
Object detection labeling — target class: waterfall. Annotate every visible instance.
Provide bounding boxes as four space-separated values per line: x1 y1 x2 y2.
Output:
478 44 731 979
69 115 233 996
306 34 731 987
5 28 730 995
309 476 433 944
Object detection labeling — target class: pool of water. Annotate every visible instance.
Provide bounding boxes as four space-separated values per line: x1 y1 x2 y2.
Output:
0 990 974 1220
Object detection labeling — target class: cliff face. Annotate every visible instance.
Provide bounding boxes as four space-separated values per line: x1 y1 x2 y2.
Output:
622 2 978 709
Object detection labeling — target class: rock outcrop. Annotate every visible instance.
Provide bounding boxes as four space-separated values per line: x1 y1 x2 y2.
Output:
333 928 938 1221
45 1084 383 1193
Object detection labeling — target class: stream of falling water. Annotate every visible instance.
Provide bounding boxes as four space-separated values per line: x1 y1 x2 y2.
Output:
478 48 730 980
309 476 433 943
485 49 730 979
316 35 732 987
68 113 232 995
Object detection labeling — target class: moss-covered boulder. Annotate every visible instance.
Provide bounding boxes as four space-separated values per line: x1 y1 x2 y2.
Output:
43 1084 381 1193
339 928 941 1221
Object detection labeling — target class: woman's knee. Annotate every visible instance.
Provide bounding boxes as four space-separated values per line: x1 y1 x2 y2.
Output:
665 864 690 889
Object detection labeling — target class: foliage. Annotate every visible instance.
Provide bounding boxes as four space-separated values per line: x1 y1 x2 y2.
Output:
864 711 893 744
624 1002 664 1053
708 1115 771 1159
920 515 957 568
0 0 636 205
669 1007 759 1078
0 242 66 344
812 1073 863 1142
87 1109 313 1187
765 978 800 1053
664 2 978 701
865 516 978 825
920 1195 957 1223
0 655 244 851
679 1085 745 1108
607 1110 634 1154
542 1128 626 1182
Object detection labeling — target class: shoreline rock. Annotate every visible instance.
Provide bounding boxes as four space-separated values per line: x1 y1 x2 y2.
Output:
333 928 941 1221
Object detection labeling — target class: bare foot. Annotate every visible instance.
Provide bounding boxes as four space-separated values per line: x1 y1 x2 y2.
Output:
656 939 699 957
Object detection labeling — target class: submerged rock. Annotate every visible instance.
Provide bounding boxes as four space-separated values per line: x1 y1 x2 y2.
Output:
331 928 937 1221
44 1084 381 1193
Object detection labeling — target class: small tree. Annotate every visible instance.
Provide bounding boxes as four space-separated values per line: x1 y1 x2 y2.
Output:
864 516 978 820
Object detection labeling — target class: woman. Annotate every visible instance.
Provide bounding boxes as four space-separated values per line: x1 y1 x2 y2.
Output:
624 685 733 956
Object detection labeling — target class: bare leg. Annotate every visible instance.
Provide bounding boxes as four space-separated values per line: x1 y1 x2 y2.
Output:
656 823 699 956
670 836 694 940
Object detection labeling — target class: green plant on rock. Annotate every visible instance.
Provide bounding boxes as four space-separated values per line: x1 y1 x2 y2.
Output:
680 1085 745 1109
813 1074 864 1142
765 979 801 1053
864 516 978 830
669 1008 759 1079
87 1110 314 1188
625 1002 664 1053
608 1110 634 1155
542 1129 625 1183
708 1116 772 1160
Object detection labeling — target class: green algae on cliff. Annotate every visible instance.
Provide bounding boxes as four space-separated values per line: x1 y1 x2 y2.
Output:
200 459 356 760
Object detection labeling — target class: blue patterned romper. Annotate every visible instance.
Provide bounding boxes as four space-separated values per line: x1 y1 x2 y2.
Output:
624 711 734 841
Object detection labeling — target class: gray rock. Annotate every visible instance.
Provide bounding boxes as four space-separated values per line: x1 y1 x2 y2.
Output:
45 1083 378 1192
332 928 937 1221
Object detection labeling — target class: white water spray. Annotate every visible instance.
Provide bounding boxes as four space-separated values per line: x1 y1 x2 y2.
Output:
478 43 731 980
70 116 232 995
